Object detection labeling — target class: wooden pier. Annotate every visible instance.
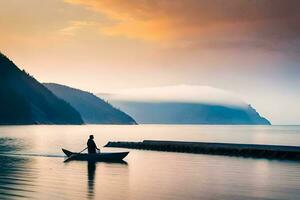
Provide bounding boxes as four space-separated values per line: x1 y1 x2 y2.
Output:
105 140 300 160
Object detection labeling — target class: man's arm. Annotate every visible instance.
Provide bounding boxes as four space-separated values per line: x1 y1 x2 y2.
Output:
93 140 99 150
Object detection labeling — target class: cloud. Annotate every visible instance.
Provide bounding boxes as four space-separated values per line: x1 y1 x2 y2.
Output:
99 85 247 108
59 20 98 36
65 0 300 50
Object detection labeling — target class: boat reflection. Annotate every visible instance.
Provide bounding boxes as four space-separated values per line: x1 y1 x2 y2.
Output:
87 161 96 199
87 160 128 199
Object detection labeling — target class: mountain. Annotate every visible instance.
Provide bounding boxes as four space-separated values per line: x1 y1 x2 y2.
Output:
98 85 271 125
104 102 271 125
44 83 137 124
0 52 83 125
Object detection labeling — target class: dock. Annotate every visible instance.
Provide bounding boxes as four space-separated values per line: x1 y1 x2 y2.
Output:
105 140 300 160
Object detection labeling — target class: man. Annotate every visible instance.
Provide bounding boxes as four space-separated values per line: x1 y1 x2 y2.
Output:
87 135 100 154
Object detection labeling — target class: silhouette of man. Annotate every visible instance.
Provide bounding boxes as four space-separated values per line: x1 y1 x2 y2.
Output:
87 135 99 154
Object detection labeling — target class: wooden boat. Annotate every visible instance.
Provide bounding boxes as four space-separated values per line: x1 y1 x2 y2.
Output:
62 148 129 162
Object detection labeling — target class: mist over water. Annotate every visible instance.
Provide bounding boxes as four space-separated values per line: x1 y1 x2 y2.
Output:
0 125 299 200
100 85 247 108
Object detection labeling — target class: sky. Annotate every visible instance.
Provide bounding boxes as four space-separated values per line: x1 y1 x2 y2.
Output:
0 0 299 124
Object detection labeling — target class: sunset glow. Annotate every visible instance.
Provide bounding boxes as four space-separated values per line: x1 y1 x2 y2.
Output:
1 0 299 124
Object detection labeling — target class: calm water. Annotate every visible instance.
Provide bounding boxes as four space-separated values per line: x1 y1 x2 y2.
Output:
0 125 299 200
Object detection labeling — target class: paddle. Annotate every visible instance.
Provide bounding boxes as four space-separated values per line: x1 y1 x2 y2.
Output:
64 147 87 162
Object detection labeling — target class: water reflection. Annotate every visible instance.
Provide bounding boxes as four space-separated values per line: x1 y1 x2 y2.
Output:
0 137 35 199
87 162 96 199
0 125 299 200
87 160 128 199
0 137 27 153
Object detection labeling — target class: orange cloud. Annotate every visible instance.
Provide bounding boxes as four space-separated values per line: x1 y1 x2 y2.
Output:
59 20 98 36
65 0 300 49
64 0 178 41
64 0 233 41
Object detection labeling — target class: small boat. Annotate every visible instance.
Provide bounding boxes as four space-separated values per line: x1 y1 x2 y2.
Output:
62 149 129 162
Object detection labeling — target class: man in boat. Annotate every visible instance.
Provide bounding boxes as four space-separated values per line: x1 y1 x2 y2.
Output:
87 135 100 154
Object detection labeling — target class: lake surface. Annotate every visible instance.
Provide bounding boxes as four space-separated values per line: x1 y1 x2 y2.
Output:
0 125 299 200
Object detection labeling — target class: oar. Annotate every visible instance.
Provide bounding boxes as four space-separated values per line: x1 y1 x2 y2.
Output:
64 147 87 162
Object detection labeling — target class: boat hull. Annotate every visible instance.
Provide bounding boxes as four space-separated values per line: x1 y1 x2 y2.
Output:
62 149 129 162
